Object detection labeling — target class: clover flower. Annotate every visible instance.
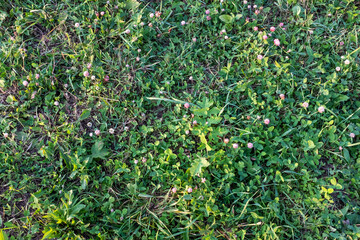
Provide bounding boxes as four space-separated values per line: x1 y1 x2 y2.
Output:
318 106 325 113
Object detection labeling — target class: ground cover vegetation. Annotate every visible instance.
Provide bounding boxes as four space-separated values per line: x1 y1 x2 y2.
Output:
0 0 360 239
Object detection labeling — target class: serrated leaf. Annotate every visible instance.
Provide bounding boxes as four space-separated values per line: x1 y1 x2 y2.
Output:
193 108 208 116
208 116 222 125
208 107 220 115
91 141 109 159
190 157 210 176
198 97 213 109
211 127 228 137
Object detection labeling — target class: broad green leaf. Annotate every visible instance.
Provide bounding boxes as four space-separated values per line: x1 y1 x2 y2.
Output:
193 108 208 116
274 61 281 68
80 175 89 190
208 107 220 115
335 94 349 103
275 170 284 182
127 183 137 194
0 11 7 26
235 14 242 19
183 194 192 200
199 133 212 151
292 5 301 16
250 212 264 219
211 127 228 137
139 194 154 198
190 157 210 176
340 206 349 216
79 109 91 121
69 204 86 220
308 140 315 149
219 14 233 24
343 148 350 161
330 178 337 186
306 46 314 63
41 229 54 240
6 95 16 103
198 97 213 109
335 184 342 190
0 230 8 240
208 116 222 125
125 0 140 9
91 141 109 159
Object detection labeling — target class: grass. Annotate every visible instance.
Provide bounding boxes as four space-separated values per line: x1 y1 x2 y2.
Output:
0 0 360 239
